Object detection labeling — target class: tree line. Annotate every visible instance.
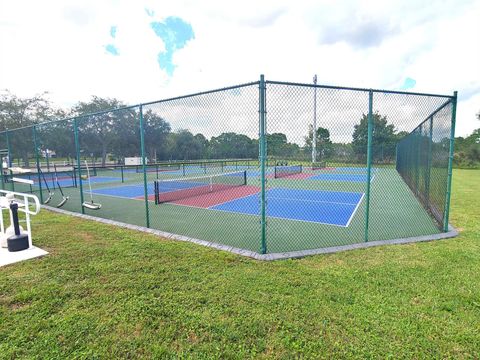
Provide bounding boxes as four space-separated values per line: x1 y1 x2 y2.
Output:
1 91 478 167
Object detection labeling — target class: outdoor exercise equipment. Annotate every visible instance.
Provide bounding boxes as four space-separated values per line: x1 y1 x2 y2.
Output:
39 169 54 204
53 164 69 208
82 160 101 210
0 191 41 252
7 202 29 251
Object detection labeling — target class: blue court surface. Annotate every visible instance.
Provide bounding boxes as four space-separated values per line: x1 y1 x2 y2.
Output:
91 183 152 198
333 167 378 172
211 188 364 227
89 178 223 198
29 177 76 188
79 176 121 185
309 173 375 182
31 175 120 188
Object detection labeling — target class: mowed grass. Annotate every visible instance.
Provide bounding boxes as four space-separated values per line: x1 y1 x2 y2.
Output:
0 169 479 358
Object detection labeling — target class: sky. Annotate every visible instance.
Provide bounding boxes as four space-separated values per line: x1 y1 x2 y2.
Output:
0 0 479 137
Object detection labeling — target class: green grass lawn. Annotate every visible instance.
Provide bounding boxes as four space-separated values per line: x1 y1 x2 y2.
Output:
0 169 479 358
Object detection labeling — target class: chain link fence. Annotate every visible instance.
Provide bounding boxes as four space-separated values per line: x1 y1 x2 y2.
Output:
0 77 457 256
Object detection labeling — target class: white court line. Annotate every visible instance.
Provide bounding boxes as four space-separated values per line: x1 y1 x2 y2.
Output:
266 195 359 206
206 207 352 228
87 187 365 228
205 189 260 208
84 191 146 202
345 193 365 227
206 190 365 227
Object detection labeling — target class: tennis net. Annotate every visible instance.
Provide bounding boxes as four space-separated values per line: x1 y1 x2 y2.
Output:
135 163 181 173
274 165 302 178
311 162 326 170
154 170 247 204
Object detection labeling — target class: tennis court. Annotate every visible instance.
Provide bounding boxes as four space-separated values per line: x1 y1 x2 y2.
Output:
211 188 364 227
0 77 456 257
85 170 364 227
42 164 436 254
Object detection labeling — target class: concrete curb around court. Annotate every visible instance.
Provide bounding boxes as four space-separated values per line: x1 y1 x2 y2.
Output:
42 205 459 261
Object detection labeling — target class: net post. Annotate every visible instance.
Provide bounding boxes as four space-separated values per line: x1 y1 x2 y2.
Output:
121 166 124 183
32 125 44 203
364 90 373 242
139 105 150 228
259 74 267 254
443 92 457 231
73 117 85 214
73 167 77 187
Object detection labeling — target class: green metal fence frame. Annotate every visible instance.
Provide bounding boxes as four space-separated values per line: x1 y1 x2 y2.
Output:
259 75 267 254
32 125 44 203
444 91 457 231
364 90 374 242
0 77 458 254
139 105 150 228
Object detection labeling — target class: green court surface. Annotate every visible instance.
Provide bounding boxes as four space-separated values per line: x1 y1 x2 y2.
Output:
8 165 441 254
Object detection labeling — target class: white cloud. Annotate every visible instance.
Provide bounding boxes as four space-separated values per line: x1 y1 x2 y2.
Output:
0 0 478 137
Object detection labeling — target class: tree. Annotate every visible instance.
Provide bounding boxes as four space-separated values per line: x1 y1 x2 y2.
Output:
143 110 171 162
71 96 136 166
193 134 208 159
330 143 354 163
455 127 480 167
352 112 397 163
208 132 257 159
266 133 287 157
36 121 76 163
304 125 332 161
0 91 64 167
167 130 204 160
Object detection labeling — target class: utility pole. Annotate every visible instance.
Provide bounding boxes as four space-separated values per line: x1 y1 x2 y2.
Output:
312 74 317 164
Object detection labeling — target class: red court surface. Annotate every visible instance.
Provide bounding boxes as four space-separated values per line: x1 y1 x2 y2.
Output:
171 185 260 208
144 185 260 208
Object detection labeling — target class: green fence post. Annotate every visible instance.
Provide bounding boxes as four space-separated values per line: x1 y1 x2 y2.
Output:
425 116 433 206
414 130 420 195
139 105 150 228
74 118 85 214
46 151 50 172
32 126 44 203
5 130 15 192
443 91 457 231
364 90 373 242
0 150 3 190
259 74 267 254
5 130 11 168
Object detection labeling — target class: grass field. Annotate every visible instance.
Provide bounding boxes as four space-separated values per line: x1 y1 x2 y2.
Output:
0 169 479 358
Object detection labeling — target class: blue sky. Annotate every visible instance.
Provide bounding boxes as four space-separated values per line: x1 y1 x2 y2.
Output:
105 11 195 76
0 0 478 136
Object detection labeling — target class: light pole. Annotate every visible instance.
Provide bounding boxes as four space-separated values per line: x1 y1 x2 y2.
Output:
312 74 317 164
